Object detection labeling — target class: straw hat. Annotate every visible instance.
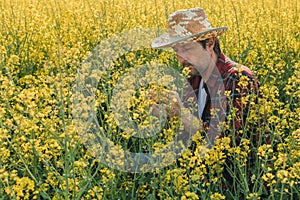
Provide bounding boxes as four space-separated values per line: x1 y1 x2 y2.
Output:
152 8 227 48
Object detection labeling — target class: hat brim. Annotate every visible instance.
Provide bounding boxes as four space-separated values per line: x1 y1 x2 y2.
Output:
152 27 228 49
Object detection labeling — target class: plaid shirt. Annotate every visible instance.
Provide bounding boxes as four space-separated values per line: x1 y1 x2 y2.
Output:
186 52 270 192
187 52 261 145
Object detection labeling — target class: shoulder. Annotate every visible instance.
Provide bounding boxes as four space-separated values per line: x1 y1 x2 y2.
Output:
219 54 254 79
224 63 256 84
229 64 255 78
223 64 259 96
218 54 258 88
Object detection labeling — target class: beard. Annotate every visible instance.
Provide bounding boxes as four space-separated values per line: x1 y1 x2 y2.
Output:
182 61 201 84
182 62 199 75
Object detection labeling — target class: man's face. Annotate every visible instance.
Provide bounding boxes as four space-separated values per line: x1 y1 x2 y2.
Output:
172 40 213 78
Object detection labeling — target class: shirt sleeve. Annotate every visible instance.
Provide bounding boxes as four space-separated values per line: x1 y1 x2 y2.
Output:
224 65 262 145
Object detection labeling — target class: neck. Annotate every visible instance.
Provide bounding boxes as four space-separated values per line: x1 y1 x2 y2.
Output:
202 52 218 82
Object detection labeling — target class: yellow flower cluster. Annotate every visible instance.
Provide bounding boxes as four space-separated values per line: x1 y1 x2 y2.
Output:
0 0 299 199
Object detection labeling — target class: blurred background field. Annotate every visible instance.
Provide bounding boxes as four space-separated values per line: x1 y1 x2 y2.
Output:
0 0 299 199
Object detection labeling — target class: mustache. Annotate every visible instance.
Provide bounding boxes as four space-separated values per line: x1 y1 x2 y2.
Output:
182 63 200 84
182 62 200 75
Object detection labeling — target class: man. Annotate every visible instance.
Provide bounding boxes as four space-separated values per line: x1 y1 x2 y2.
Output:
150 8 272 196
151 7 262 147
150 6 273 192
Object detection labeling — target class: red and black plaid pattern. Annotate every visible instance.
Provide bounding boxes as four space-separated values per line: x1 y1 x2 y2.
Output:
188 53 261 143
186 53 271 193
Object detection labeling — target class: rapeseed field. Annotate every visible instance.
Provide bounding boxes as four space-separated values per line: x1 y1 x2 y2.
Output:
0 0 299 199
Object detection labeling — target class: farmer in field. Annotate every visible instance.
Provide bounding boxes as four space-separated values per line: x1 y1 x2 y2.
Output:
151 7 270 194
151 7 262 145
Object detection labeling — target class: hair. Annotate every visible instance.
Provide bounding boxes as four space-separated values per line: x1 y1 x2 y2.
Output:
198 38 221 56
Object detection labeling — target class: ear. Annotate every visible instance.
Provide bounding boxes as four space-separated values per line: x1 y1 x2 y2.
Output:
206 37 216 49
206 37 216 57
